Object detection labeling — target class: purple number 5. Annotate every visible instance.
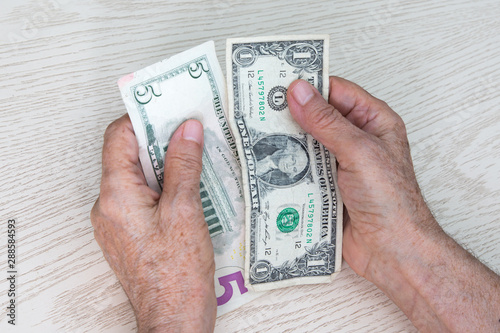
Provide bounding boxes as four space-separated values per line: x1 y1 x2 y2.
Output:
216 271 248 306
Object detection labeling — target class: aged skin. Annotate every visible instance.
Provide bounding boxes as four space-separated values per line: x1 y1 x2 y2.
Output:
91 77 500 332
91 118 216 332
288 78 500 332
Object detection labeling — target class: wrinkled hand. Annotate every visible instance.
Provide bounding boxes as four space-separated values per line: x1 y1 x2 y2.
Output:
288 77 500 332
287 78 439 280
90 115 216 332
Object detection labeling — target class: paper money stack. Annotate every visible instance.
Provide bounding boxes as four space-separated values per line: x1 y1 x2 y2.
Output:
118 36 342 314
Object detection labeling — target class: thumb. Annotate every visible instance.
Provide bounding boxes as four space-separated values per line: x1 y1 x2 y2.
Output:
161 119 204 202
287 80 366 164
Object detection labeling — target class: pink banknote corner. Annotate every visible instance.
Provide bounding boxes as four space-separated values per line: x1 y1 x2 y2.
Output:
117 73 135 88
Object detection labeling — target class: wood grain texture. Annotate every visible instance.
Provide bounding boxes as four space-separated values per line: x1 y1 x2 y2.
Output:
0 0 498 331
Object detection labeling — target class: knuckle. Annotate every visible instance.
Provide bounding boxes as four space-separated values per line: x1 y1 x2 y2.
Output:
376 98 391 110
394 116 407 135
90 198 112 241
90 200 100 227
385 112 408 141
92 189 116 221
373 98 408 139
167 152 202 175
309 104 340 132
104 119 121 138
103 117 129 147
102 122 120 153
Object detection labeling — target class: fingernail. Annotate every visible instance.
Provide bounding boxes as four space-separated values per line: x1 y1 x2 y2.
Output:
291 80 315 106
182 120 203 145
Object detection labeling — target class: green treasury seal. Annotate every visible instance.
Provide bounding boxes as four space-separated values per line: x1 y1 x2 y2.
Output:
276 207 299 233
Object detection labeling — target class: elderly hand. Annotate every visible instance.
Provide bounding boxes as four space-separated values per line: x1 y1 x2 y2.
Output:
288 77 437 278
90 115 216 332
287 77 500 332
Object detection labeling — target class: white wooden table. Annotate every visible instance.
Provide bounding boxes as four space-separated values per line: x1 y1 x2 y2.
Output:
1 0 499 331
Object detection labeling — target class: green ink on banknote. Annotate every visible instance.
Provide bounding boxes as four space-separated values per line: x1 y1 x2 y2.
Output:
258 69 265 121
276 208 299 233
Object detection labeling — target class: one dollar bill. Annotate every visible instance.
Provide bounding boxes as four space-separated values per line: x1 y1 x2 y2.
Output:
227 36 343 291
118 41 261 315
